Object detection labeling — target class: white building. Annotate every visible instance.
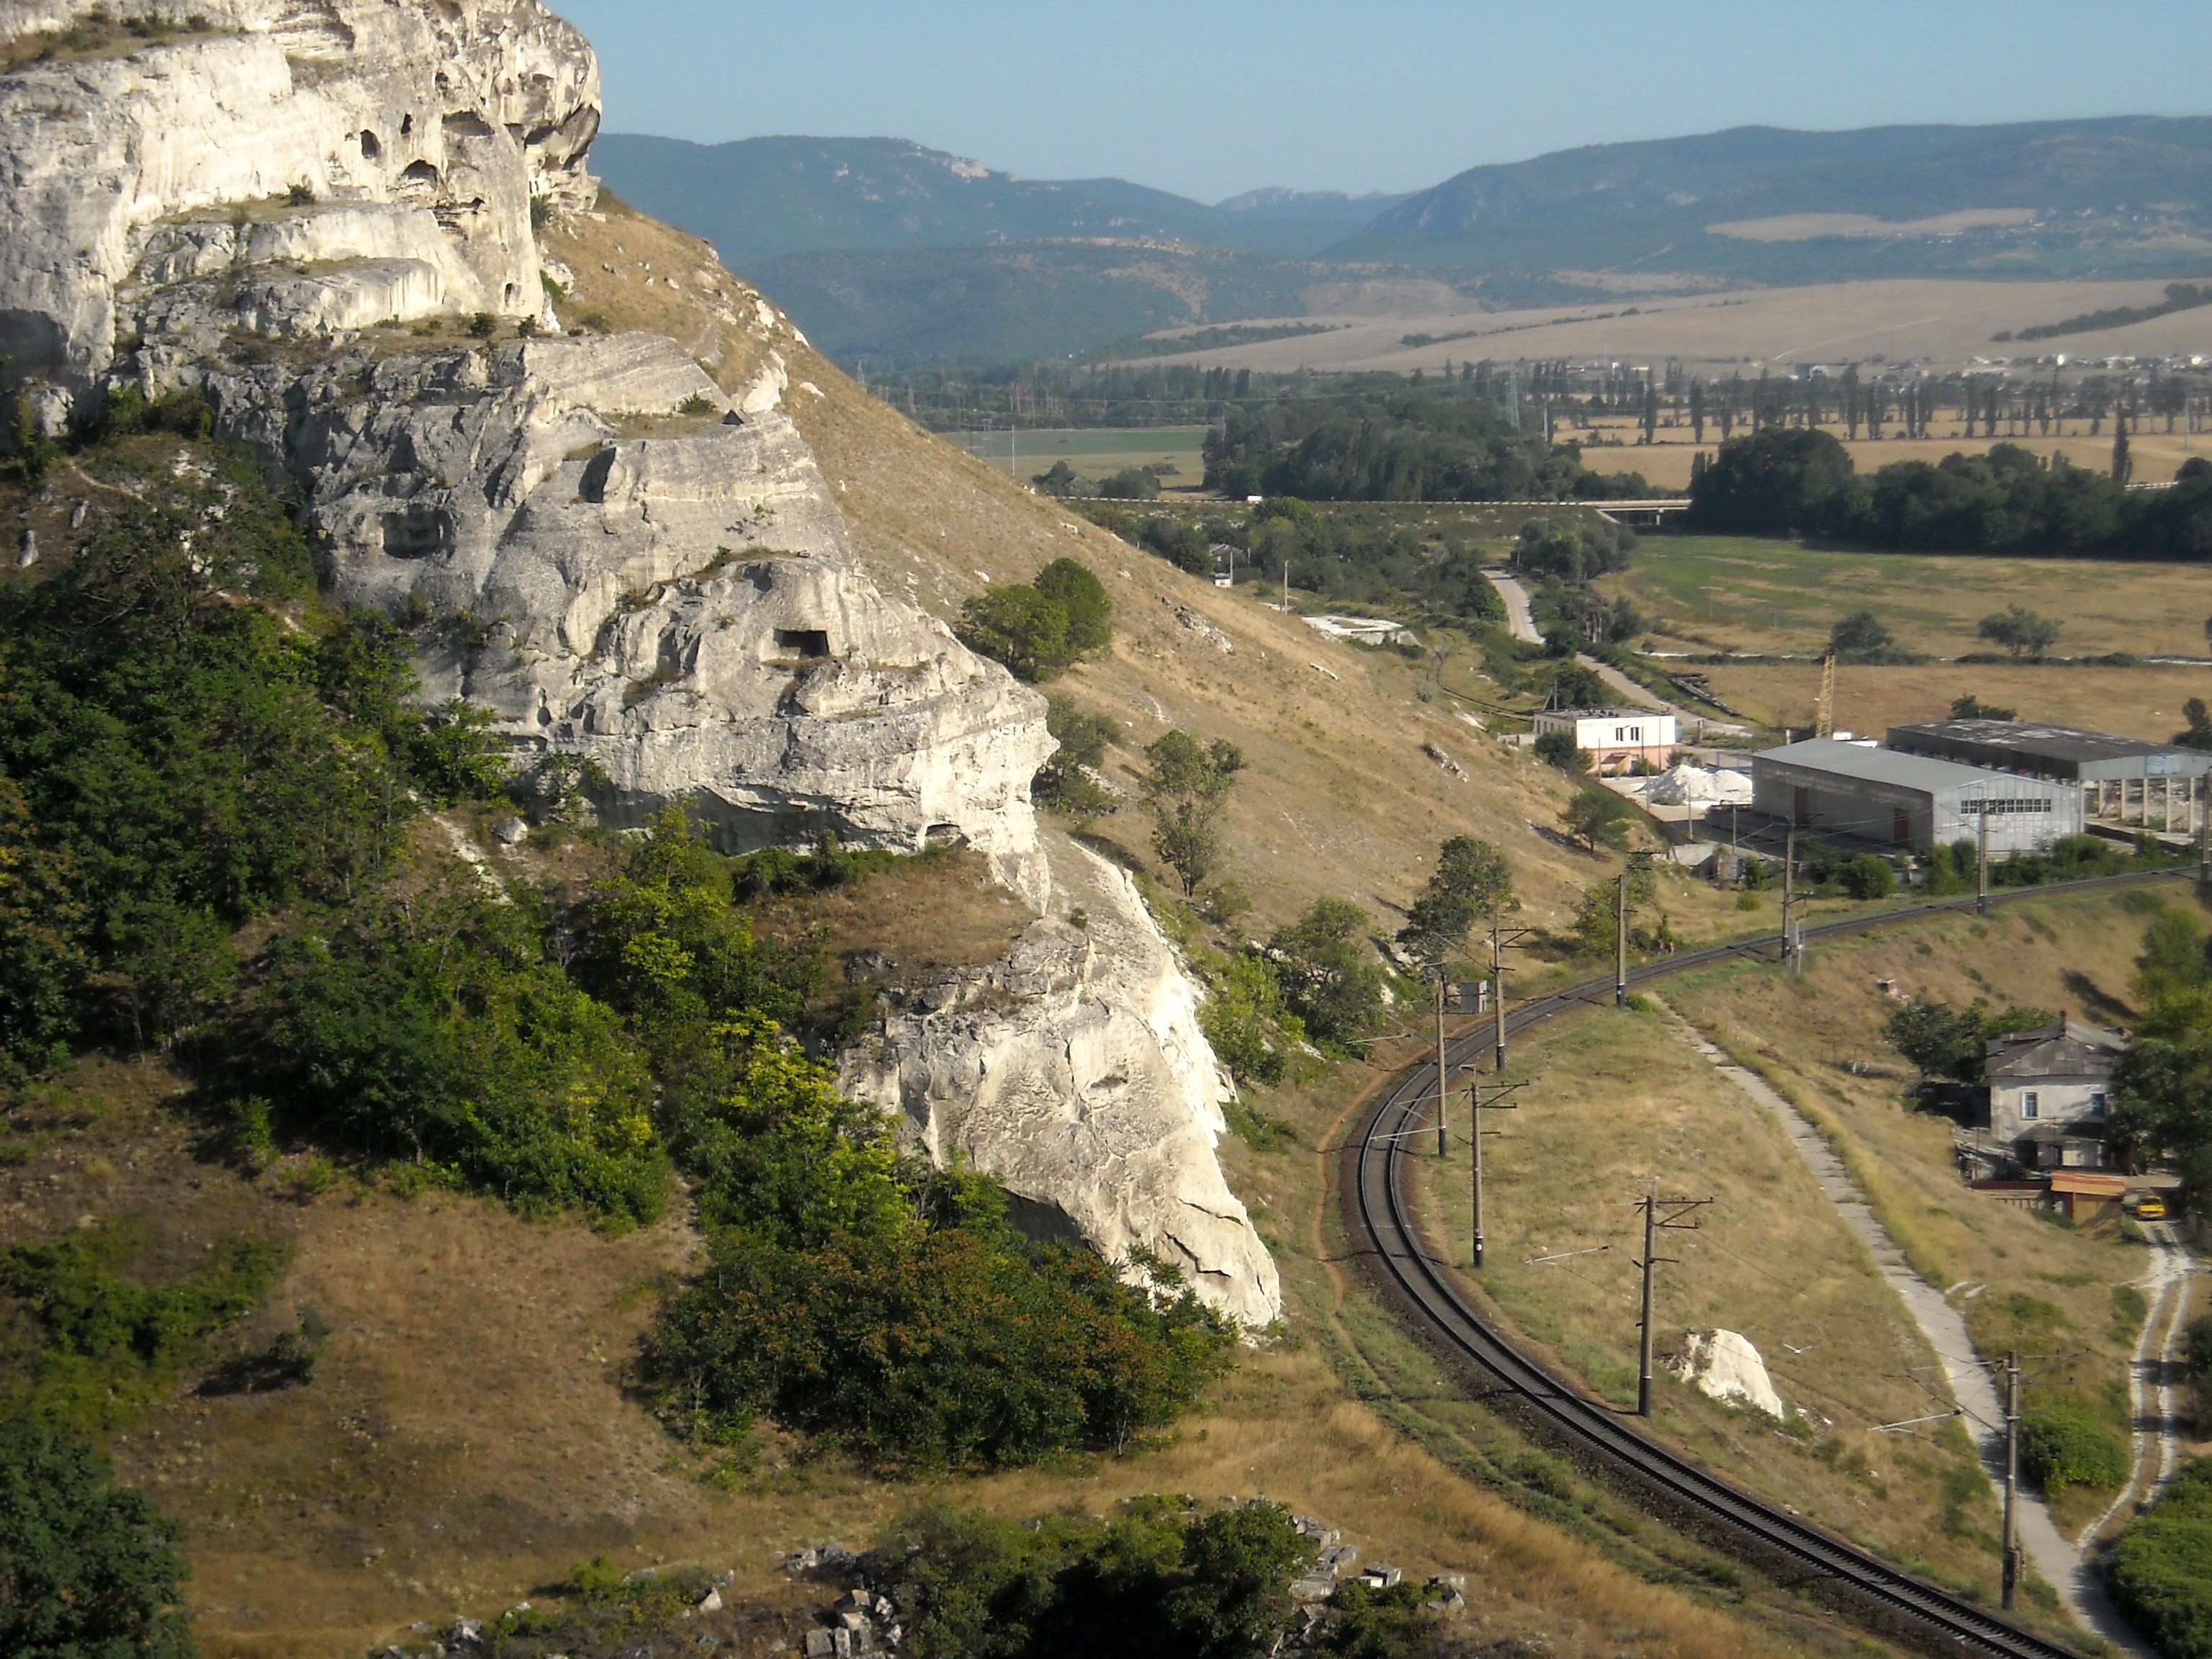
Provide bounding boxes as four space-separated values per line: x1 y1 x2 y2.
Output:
1531 708 1678 775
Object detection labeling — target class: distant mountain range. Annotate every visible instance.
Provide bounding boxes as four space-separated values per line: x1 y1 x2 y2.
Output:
591 120 2212 365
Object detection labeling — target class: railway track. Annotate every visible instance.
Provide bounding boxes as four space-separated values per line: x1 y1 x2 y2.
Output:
1347 867 2192 1659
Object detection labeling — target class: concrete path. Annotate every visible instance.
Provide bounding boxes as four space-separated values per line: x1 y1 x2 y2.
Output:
2081 1222 2198 1547
1488 570 1543 644
1485 570 1746 734
1652 1001 2150 1654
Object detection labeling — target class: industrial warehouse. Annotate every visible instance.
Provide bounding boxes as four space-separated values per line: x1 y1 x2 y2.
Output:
1749 737 2082 854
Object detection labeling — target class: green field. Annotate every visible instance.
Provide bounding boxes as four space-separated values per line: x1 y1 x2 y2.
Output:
948 426 1210 488
1606 535 2212 660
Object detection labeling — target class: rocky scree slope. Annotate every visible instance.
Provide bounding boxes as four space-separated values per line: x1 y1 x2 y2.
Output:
0 0 1280 1323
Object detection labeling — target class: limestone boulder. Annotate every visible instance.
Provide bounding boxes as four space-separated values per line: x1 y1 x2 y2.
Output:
1665 1328 1786 1418
840 840 1285 1328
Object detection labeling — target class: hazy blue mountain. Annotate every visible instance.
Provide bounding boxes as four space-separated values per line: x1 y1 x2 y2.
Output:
1333 117 2212 276
594 120 2212 365
592 135 1380 262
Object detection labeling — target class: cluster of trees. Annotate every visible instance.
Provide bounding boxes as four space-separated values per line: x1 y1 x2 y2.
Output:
1686 428 2212 559
2106 1457 2212 1659
871 1499 1435 1659
1202 382 1647 503
0 431 1241 1506
957 558 1114 682
1032 459 1162 500
2113 909 2212 1203
1883 998 2055 1084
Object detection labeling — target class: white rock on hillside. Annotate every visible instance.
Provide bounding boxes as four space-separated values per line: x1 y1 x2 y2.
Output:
1665 1328 1786 1418
841 840 1284 1328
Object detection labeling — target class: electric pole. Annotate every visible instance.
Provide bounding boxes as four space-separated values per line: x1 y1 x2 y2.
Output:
1977 809 1991 919
1635 1184 1713 1416
1780 827 1797 963
1470 1077 1527 1270
1434 973 1450 1158
1488 924 1532 1072
1616 867 1629 1007
2002 1351 2022 1609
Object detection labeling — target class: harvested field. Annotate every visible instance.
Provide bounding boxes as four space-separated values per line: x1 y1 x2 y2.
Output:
1120 277 2198 379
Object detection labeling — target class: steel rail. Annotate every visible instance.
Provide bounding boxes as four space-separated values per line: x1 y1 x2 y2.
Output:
1346 866 2192 1658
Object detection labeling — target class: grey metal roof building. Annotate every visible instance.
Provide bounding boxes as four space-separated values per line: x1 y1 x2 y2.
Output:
1750 738 2081 854
1884 719 2212 783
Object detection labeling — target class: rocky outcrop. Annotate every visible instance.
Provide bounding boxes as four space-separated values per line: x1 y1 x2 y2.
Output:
1 0 1281 1324
0 0 599 406
841 840 1284 1328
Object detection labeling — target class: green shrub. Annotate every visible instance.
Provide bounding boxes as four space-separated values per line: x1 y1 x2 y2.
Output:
0 1220 285 1430
1033 695 1117 816
1269 898 1384 1046
1532 729 1586 773
1841 855 1897 900
2020 1401 2128 1493
1200 954 1302 1087
958 559 1114 682
2108 1458 2212 1659
878 1497 1310 1659
0 1420 195 1659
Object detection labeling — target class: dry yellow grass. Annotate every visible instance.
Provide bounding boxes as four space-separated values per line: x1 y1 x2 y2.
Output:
1404 1004 2004 1596
1692 660 2203 746
1664 887 2177 1532
1121 277 2194 379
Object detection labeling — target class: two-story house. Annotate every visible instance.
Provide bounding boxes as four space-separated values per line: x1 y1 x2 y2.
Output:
1985 1015 2124 1171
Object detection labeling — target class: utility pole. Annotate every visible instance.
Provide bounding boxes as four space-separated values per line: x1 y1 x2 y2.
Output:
1635 1185 1714 1416
1780 827 1797 963
2002 1351 2023 1609
1617 868 1630 1007
1488 924 1532 1073
1433 973 1450 1158
1977 810 1991 919
1470 1077 1527 1270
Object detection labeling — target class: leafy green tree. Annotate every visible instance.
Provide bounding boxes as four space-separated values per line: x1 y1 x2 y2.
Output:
1563 784 1635 852
1977 605 2062 660
1319 1579 1439 1659
1033 559 1113 654
1950 693 2016 721
1164 1503 1311 1659
1513 518 1635 583
959 586 1072 682
0 1421 195 1659
1830 611 1893 654
1096 467 1160 500
1404 836 1514 961
1033 696 1118 815
1840 855 1897 900
1885 997 2051 1084
1533 729 1588 773
2107 1457 2212 1659
2177 697 2212 753
1685 428 1856 535
1142 732 1244 896
1269 898 1384 1045
1199 954 1301 1088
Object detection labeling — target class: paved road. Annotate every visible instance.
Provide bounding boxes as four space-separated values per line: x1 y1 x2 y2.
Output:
1486 570 1741 732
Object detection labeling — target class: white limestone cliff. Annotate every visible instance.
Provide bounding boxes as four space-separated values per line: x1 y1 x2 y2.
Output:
0 0 1282 1326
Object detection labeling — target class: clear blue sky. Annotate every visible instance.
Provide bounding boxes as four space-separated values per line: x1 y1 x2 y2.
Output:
557 0 2212 204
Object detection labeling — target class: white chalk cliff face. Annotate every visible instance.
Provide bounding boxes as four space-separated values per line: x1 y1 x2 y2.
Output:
0 0 1281 1323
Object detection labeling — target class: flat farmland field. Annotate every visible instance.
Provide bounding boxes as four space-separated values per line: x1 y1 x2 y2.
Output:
1603 536 2212 659
948 426 1210 490
1120 276 2207 378
1689 658 2208 743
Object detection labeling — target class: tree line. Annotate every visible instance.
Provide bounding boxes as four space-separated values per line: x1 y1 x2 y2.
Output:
1684 427 2212 558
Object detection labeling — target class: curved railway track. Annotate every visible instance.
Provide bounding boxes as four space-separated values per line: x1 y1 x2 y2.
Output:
1347 868 2192 1659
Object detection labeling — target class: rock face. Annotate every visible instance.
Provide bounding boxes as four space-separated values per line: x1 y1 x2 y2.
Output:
0 0 598 403
1665 1328 1786 1418
842 841 1283 1328
0 0 1282 1324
